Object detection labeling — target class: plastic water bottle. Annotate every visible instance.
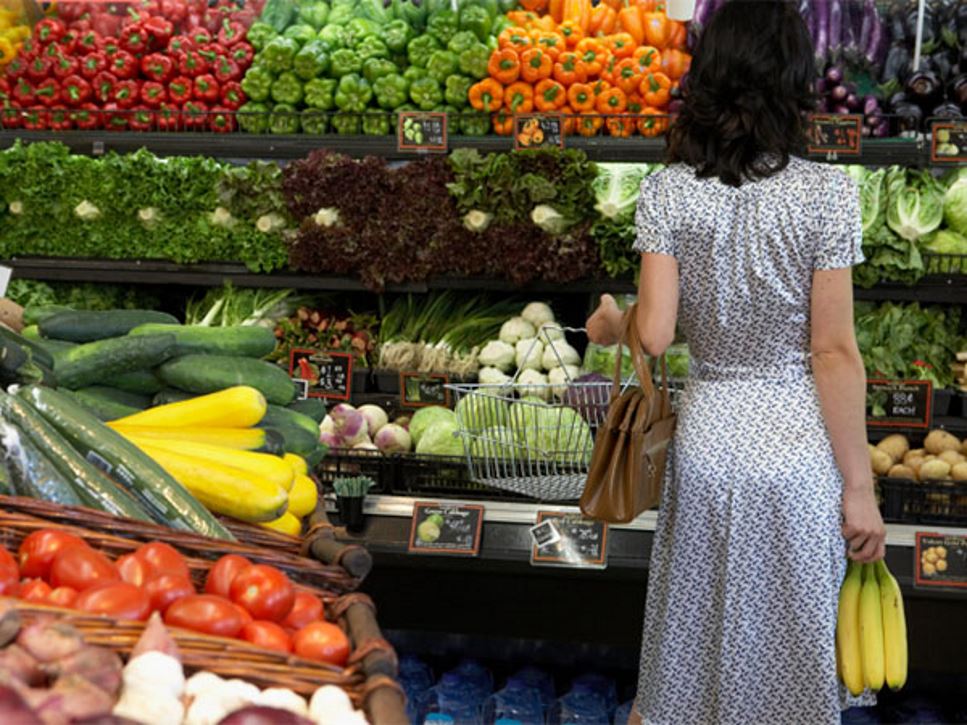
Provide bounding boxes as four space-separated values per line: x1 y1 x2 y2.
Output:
613 700 633 725
546 688 609 725
481 680 544 725
570 674 617 716
508 667 556 715
424 672 483 725
452 659 494 701
399 656 435 723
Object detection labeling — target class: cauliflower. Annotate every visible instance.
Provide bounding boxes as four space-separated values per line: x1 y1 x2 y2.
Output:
521 302 555 329
515 338 544 371
499 317 536 345
478 340 516 371
517 369 549 399
548 365 581 397
541 340 581 370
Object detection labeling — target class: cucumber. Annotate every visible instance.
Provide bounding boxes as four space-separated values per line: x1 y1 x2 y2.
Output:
0 325 53 369
129 324 277 358
33 337 77 359
258 404 320 456
65 390 140 423
39 309 179 342
20 325 40 340
0 392 152 521
75 386 151 410
23 305 71 327
56 334 177 390
152 389 195 406
157 354 297 406
287 398 327 423
261 429 287 456
304 444 326 470
0 339 28 384
112 370 164 395
19 385 235 541
0 420 84 507
261 425 317 456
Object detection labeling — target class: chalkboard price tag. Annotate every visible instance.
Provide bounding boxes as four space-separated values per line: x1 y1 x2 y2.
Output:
408 501 484 557
914 532 967 591
397 112 447 152
530 511 608 569
289 348 353 401
400 372 450 408
866 379 932 429
806 114 862 156
930 120 967 164
514 113 564 151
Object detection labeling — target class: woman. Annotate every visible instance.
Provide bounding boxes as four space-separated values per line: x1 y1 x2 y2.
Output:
586 3 886 723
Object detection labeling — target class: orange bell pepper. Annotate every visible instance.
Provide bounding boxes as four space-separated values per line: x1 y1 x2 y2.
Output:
591 78 612 98
533 31 566 60
588 4 617 36
636 107 669 137
595 86 627 114
488 48 521 84
618 1 645 45
660 48 691 80
504 81 535 113
576 114 604 137
493 109 515 136
606 116 635 137
601 0 624 9
532 15 560 32
635 0 660 11
469 79 505 112
613 57 643 95
534 79 567 111
606 32 636 59
561 106 578 136
626 91 646 114
566 82 595 112
562 0 591 34
632 45 661 74
520 0 549 11
642 9 673 49
558 20 585 49
575 38 608 76
553 52 588 86
549 0 566 24
507 10 540 28
669 21 687 49
520 48 553 83
499 27 534 53
600 53 619 84
639 71 671 107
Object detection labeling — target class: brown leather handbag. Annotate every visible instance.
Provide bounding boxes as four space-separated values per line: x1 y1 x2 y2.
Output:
580 306 677 524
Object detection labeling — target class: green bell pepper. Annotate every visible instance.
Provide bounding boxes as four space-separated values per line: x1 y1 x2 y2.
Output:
293 40 330 80
357 36 390 62
363 57 398 84
409 77 442 110
271 71 304 105
301 108 330 134
458 43 489 80
362 111 391 135
380 19 411 53
241 66 274 102
459 111 490 136
318 24 349 49
345 18 380 46
270 103 301 134
262 37 300 73
298 2 330 30
260 0 297 32
356 0 389 25
247 22 278 51
331 112 361 134
304 77 337 109
427 10 458 46
403 66 427 84
424 0 450 15
327 3 355 25
492 16 512 37
496 0 517 13
447 31 478 55
330 48 362 77
283 24 317 44
466 0 499 16
426 49 458 84
334 73 373 112
433 104 459 125
391 0 425 32
444 74 472 108
237 101 270 133
407 35 441 69
373 72 409 109
459 5 493 43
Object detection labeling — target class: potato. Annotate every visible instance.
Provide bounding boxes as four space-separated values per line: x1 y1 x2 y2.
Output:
887 464 916 481
924 550 938 564
951 462 967 482
938 450 966 467
903 448 926 465
920 459 952 481
870 448 893 476
876 434 909 463
936 546 948 558
923 562 936 576
924 429 961 455
905 456 925 477
937 559 948 573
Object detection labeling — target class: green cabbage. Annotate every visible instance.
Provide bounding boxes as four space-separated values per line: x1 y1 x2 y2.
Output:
924 229 967 255
409 406 456 446
591 163 652 223
886 169 944 242
455 392 509 434
414 419 464 456
943 169 967 236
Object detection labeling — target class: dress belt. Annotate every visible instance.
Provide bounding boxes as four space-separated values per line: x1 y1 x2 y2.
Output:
688 357 812 382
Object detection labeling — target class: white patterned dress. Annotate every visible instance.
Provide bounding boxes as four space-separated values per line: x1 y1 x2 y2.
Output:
633 157 871 724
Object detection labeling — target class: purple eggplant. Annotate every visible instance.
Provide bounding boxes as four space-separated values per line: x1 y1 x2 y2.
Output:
832 103 851 115
865 6 886 67
859 0 873 53
815 0 830 64
863 95 880 116
950 75 967 108
892 101 924 134
826 66 844 85
845 93 862 111
932 102 964 120
906 70 943 108
828 0 843 60
873 122 889 138
830 84 849 102
880 43 911 87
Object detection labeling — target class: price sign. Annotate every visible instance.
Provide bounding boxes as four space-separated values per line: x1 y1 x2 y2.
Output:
400 372 450 408
914 532 967 591
530 511 608 569
289 348 353 401
397 112 447 152
514 113 564 151
930 120 967 164
806 114 862 156
408 501 484 557
866 379 932 429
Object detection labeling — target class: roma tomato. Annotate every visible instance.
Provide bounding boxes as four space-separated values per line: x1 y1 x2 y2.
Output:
18 531 87 581
233 602 253 628
164 594 245 638
240 621 292 653
230 565 294 622
48 587 78 608
0 547 19 596
283 592 325 631
117 553 152 587
74 582 152 621
50 546 118 591
134 542 190 579
292 621 350 666
144 574 195 613
20 579 52 603
204 554 251 598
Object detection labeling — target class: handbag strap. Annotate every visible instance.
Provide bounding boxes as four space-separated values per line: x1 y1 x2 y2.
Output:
613 304 674 418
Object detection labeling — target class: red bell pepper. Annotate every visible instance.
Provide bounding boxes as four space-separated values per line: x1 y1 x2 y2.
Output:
230 42 254 68
102 37 122 57
167 35 194 55
141 53 173 82
61 75 92 105
113 79 141 108
208 106 236 132
128 105 155 131
0 80 9 102
177 50 209 77
48 106 73 131
154 102 181 131
79 52 108 80
12 79 35 105
167 76 193 104
25 57 52 83
71 103 102 130
140 81 167 107
121 24 150 56
2 103 23 130
213 56 240 83
220 81 244 110
34 18 67 45
193 74 219 103
42 42 64 62
5 56 26 80
93 71 118 104
217 19 246 47
92 14 122 39
181 99 208 129
34 79 60 108
102 102 129 131
22 106 49 131
51 55 79 80
160 0 188 24
56 31 78 56
18 36 38 58
189 28 212 47
143 16 174 49
110 50 137 79
75 30 104 55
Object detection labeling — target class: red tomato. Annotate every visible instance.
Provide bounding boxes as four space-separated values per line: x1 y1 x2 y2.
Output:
50 546 118 591
240 620 292 653
117 553 152 587
230 564 295 622
134 542 190 579
292 621 350 666
233 602 253 628
204 554 251 598
164 594 245 638
48 587 78 608
18 530 87 581
0 547 20 597
74 582 152 621
283 592 325 630
144 574 195 613
20 579 52 603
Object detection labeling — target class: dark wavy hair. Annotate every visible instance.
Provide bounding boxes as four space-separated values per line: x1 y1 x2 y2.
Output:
668 0 816 187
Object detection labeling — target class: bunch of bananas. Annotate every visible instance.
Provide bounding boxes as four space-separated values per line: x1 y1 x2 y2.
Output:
0 7 30 67
836 560 908 696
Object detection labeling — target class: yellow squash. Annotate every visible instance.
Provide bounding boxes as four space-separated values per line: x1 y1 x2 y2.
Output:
112 386 266 429
260 512 303 537
283 452 309 477
288 474 319 518
110 424 269 451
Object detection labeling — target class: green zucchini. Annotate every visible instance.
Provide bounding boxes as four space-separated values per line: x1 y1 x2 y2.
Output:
0 326 53 369
258 405 319 456
23 305 72 327
152 389 196 407
112 370 164 395
157 354 297 405
0 392 152 521
129 324 277 358
65 390 140 423
75 386 151 410
19 385 235 541
0 420 84 507
39 309 179 342
33 337 77 360
56 334 177 390
287 397 327 423
304 444 327 470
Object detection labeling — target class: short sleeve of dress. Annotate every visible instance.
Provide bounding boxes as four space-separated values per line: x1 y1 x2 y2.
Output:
813 173 865 270
633 173 676 257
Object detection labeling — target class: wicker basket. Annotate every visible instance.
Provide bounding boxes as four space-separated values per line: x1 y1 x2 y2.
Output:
878 477 967 526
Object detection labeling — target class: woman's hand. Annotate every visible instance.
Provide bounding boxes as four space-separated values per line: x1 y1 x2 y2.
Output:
586 294 624 346
842 482 887 563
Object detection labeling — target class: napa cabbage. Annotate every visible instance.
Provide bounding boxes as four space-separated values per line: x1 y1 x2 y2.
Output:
885 169 944 242
943 168 967 236
591 163 651 222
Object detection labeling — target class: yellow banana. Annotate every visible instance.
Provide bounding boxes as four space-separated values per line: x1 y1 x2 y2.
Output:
837 560 865 696
859 563 885 691
876 560 908 691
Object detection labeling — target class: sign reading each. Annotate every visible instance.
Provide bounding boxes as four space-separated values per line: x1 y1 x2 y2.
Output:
530 511 608 569
930 120 967 164
289 348 353 401
514 113 564 150
400 372 450 408
866 379 932 429
914 532 967 590
806 113 862 156
397 112 447 152
408 501 484 556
